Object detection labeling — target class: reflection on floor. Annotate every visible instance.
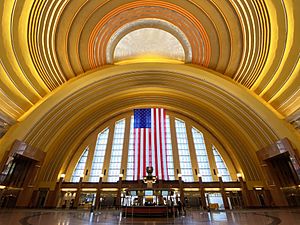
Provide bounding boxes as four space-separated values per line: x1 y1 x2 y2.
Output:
0 208 299 225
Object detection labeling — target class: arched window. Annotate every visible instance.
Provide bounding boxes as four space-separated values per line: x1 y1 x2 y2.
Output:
71 147 89 182
166 115 175 180
192 128 212 182
107 119 126 182
89 128 109 182
68 111 236 183
126 116 135 180
213 145 232 182
175 118 194 182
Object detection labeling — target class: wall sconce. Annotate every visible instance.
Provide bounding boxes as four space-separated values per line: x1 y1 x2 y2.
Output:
0 185 6 190
254 187 263 190
100 174 104 178
237 173 242 178
177 173 182 178
119 174 124 178
80 174 84 178
60 174 66 179
217 173 222 178
197 173 202 177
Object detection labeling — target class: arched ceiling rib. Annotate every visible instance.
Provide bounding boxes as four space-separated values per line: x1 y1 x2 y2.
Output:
2 64 286 182
0 0 299 140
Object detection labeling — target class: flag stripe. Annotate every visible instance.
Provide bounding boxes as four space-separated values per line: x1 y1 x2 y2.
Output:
157 108 162 179
151 109 155 175
143 128 146 177
164 110 169 178
137 129 140 180
145 128 149 172
134 129 138 180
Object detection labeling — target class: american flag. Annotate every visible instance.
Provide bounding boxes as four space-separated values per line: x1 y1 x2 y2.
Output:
133 108 169 180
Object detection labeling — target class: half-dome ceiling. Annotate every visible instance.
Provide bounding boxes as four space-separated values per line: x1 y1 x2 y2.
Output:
113 27 186 63
0 0 299 138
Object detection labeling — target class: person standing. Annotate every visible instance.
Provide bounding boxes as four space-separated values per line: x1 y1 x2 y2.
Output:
177 201 182 215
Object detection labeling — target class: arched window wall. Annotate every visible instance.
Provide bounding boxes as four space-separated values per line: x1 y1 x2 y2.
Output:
67 111 237 183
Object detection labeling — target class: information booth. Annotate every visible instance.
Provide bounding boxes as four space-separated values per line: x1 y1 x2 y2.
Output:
121 188 176 217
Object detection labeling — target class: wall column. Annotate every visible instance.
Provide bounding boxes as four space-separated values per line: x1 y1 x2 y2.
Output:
45 175 64 208
219 175 229 209
116 174 123 209
73 176 83 208
95 174 103 210
237 174 250 208
198 175 207 209
178 174 184 203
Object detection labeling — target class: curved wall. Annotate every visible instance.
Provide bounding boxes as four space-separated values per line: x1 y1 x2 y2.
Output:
0 63 299 185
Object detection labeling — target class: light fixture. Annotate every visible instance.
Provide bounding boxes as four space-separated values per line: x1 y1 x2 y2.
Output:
177 173 182 178
80 174 84 178
204 188 221 191
101 188 118 191
225 188 241 191
100 174 104 178
0 185 6 189
82 188 97 192
217 174 222 177
197 173 202 177
119 174 124 178
254 187 263 190
60 174 66 178
183 188 199 191
61 188 77 192
237 173 242 178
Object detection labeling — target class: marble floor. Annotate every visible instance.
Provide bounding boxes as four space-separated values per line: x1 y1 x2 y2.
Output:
0 208 299 225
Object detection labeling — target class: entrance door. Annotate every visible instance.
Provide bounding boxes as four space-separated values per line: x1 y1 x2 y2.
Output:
36 189 48 208
205 192 224 210
227 192 243 209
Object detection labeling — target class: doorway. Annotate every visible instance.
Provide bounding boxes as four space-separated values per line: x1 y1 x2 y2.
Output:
205 192 224 210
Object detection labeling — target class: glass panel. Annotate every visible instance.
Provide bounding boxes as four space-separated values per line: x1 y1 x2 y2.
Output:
89 128 109 182
192 127 213 182
108 119 126 182
126 116 134 180
213 145 232 182
71 147 89 182
175 119 194 182
165 115 175 180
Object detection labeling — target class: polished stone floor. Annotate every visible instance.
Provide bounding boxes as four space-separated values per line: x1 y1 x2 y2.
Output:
0 208 299 225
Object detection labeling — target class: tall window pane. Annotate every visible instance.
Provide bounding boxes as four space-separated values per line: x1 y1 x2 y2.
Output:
126 116 134 180
89 128 109 182
71 147 89 182
175 119 194 182
192 128 212 182
166 115 175 180
108 119 126 182
213 145 232 182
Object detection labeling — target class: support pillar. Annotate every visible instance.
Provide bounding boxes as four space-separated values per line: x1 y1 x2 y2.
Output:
219 175 229 209
46 175 64 208
198 175 207 209
178 174 184 203
237 174 250 208
73 176 83 208
95 174 103 210
116 174 123 209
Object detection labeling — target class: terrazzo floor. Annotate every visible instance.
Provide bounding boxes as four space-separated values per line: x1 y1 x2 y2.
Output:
0 208 299 225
